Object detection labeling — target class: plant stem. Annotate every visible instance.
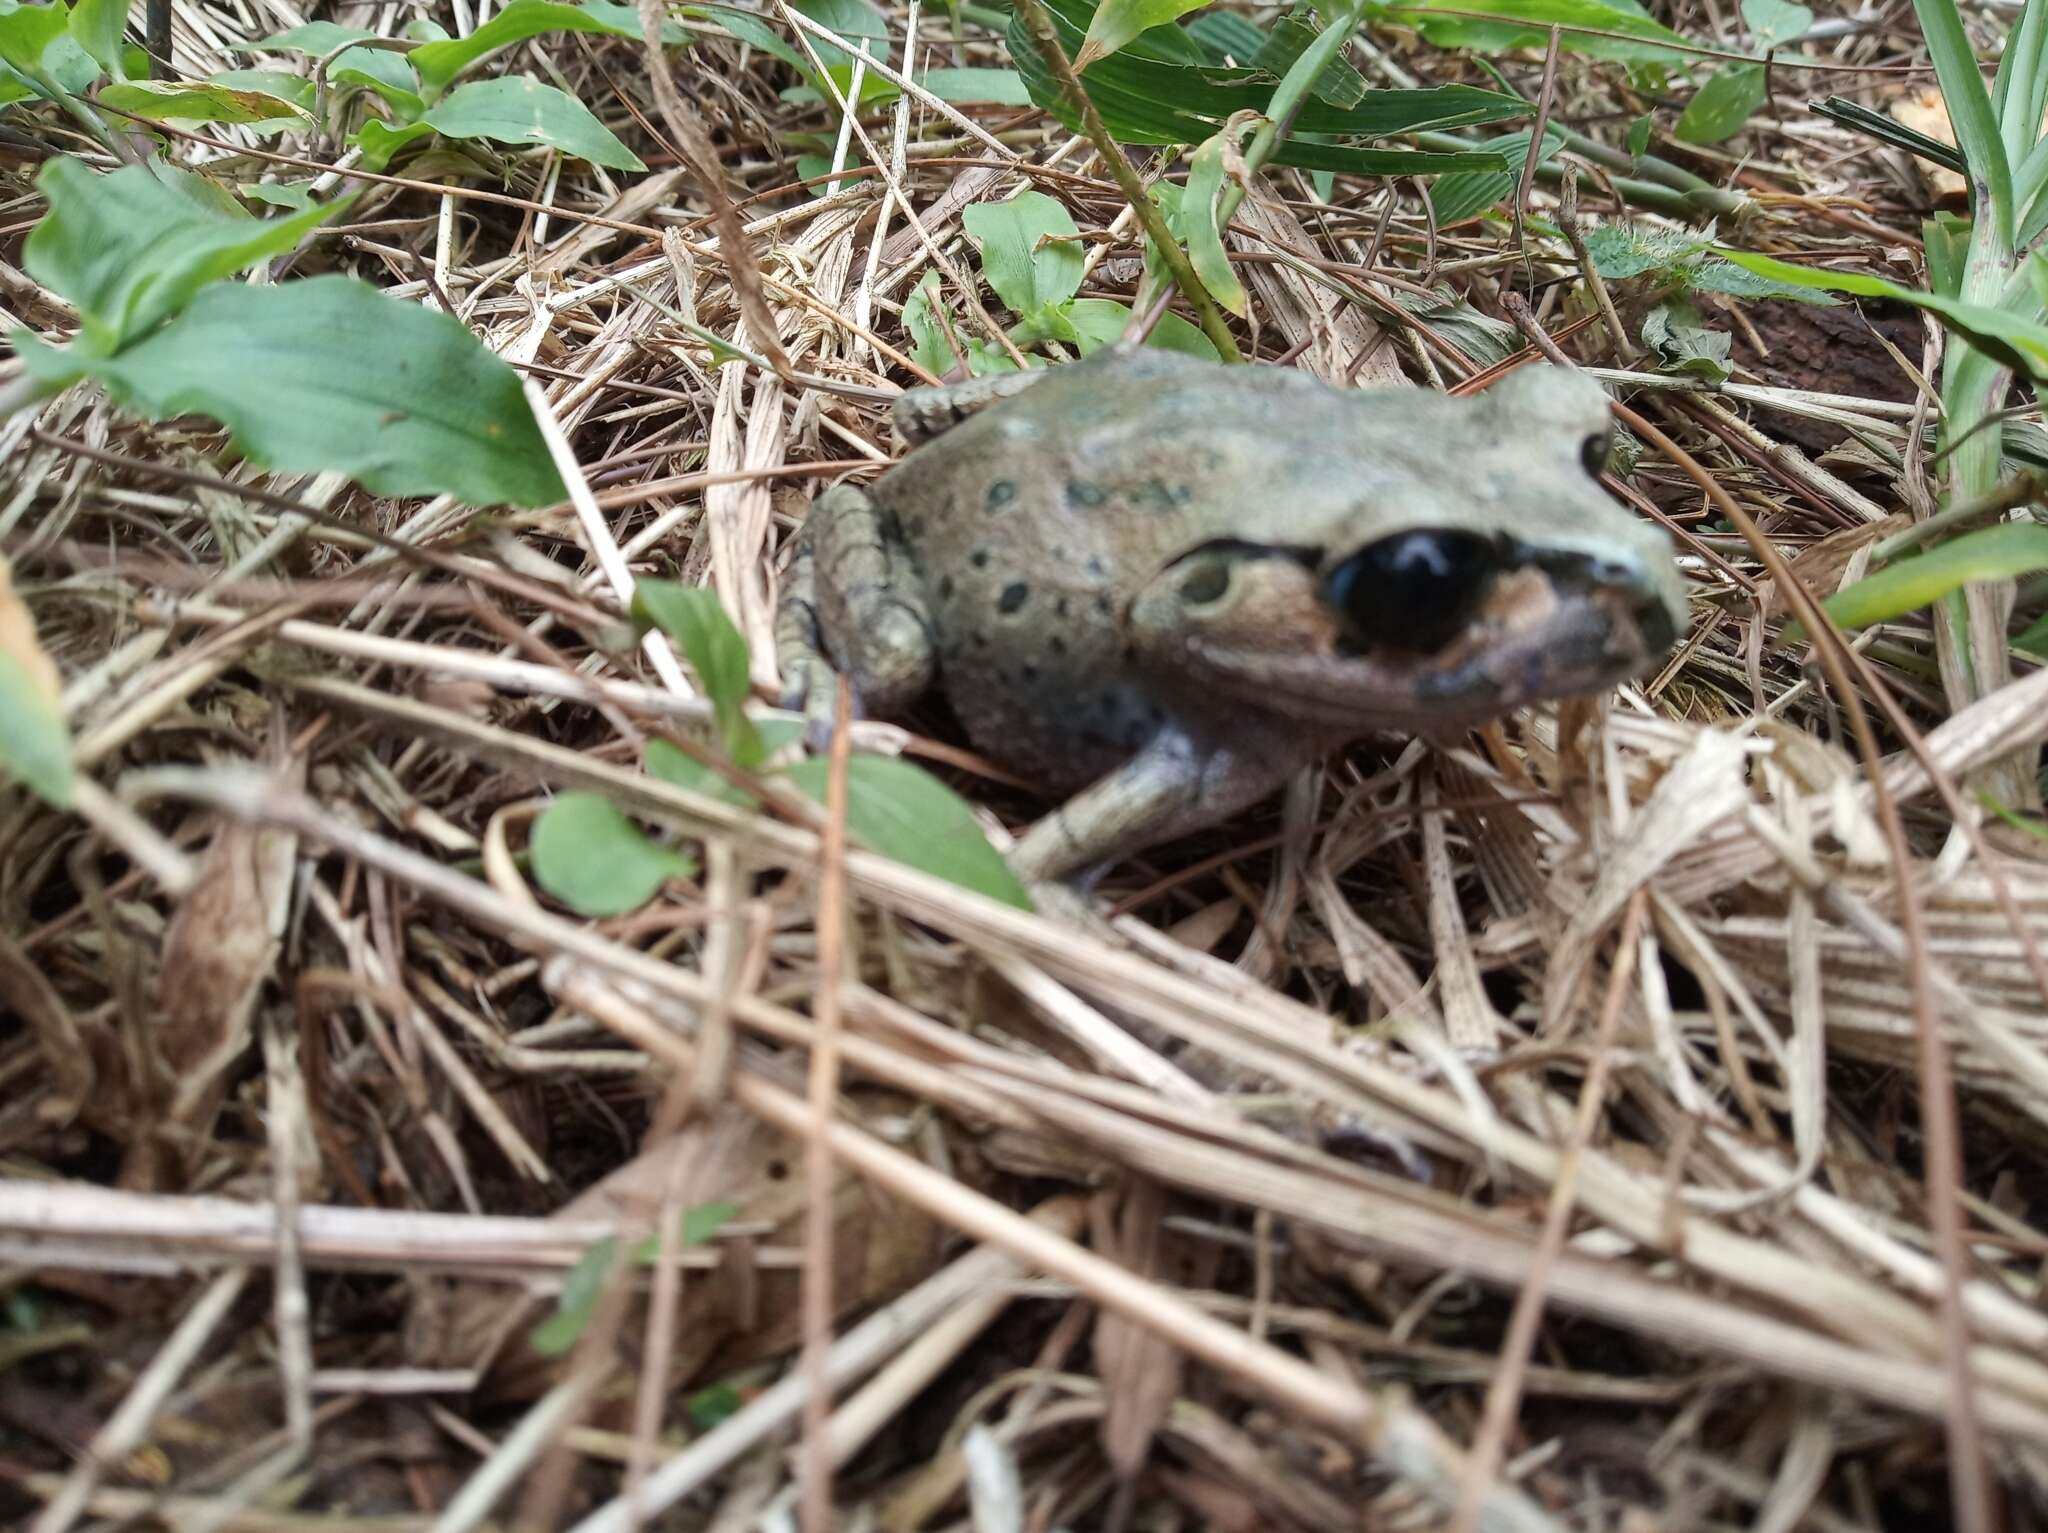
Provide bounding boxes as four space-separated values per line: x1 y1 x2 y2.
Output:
1007 0 1241 363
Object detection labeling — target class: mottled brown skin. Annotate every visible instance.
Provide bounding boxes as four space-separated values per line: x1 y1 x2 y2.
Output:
777 348 1685 883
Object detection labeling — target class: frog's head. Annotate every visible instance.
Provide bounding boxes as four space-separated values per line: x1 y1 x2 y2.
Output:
1124 365 1686 730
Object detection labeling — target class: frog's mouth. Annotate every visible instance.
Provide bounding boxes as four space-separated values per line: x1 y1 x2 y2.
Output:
1129 532 1682 728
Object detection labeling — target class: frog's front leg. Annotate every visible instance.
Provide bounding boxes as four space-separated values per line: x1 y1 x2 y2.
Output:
893 369 1047 445
776 484 936 736
1009 725 1303 884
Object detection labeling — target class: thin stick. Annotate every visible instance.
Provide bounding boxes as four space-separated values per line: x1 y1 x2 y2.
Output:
798 675 855 1532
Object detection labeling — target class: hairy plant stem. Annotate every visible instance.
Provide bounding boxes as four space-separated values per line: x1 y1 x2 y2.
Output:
1007 0 1241 363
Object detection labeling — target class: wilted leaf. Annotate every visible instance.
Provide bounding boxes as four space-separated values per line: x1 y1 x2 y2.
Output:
1177 129 1248 316
632 581 764 767
964 192 1086 316
16 275 567 506
0 554 67 807
99 77 313 123
530 793 694 917
1641 300 1732 380
781 755 1030 908
23 157 344 353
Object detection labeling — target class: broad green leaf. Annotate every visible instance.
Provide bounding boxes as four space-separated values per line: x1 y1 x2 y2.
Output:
19 275 567 505
963 192 1086 316
408 0 641 99
632 581 764 767
1626 111 1652 156
1184 8 1264 61
1740 0 1810 49
1717 248 2048 381
0 650 70 807
530 793 693 916
412 75 644 169
25 157 344 352
66 0 123 76
1064 296 1220 359
99 77 313 123
531 1236 616 1353
240 179 320 212
1785 524 2048 643
329 46 424 116
2014 608 2048 659
1382 0 1690 62
1909 0 2010 244
687 1382 744 1429
0 0 70 73
352 119 434 170
1685 257 1834 302
1076 0 1209 72
1178 129 1248 316
916 66 1029 104
1008 0 1520 174
1675 61 1763 145
646 721 798 801
903 269 956 375
1252 11 1368 109
1424 125 1564 226
1583 220 1706 279
781 755 1030 908
629 1200 742 1259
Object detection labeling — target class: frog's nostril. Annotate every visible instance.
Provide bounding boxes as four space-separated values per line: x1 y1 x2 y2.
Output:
1326 529 1497 653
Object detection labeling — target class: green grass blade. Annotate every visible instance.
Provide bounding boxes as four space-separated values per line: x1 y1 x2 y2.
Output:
1910 0 2013 247
1783 523 2048 642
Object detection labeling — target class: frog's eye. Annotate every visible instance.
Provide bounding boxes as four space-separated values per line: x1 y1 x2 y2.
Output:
1326 529 1496 653
1580 430 1611 478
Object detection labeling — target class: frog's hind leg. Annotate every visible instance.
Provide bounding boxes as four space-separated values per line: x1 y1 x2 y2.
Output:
893 370 1047 445
776 483 937 739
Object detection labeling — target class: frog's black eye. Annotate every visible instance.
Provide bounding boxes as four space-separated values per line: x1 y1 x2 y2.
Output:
1326 529 1497 653
1580 430 1611 478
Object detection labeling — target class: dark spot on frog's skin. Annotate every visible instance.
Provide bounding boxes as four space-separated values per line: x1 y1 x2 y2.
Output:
1021 663 1040 684
1068 481 1106 509
998 582 1029 614
972 631 991 649
1054 596 1069 618
938 576 954 602
1094 594 1113 617
986 480 1017 511
1140 478 1188 510
1085 556 1107 580
1050 636 1066 656
971 548 991 569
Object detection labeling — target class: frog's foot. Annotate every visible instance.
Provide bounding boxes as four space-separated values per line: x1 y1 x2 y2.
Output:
893 369 1048 445
777 483 938 750
1008 726 1298 884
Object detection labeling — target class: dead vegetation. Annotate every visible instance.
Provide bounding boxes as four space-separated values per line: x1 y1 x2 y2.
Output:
4 0 2048 1528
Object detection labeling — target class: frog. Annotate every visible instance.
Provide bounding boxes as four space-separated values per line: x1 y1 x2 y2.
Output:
775 346 1685 885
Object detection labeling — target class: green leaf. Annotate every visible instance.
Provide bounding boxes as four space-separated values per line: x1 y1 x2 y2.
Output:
632 581 764 768
1909 0 2011 246
409 75 644 169
963 191 1086 316
1641 299 1731 380
1584 220 1705 279
99 77 313 123
1076 0 1211 72
1716 247 2048 382
531 1236 617 1354
780 755 1031 908
1252 12 1368 109
1383 0 1692 63
408 0 642 99
1424 125 1564 226
21 275 567 506
2014 607 2048 659
1007 0 1521 174
903 268 956 375
25 158 345 353
1740 0 1810 49
687 1381 744 1429
66 0 123 77
916 65 1029 104
0 0 71 74
239 179 321 212
531 793 693 916
329 46 424 117
1785 524 2048 643
1675 61 1763 145
0 650 70 808
1063 296 1219 359
1176 129 1248 316
207 67 315 107
1626 111 1652 157
1685 256 1834 302
646 720 798 801
630 1200 742 1258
